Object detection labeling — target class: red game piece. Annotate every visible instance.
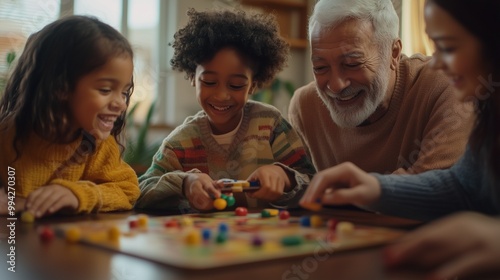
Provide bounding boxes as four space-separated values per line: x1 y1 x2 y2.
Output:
39 227 54 243
164 219 178 228
235 207 248 216
129 219 139 229
327 219 338 231
279 210 290 220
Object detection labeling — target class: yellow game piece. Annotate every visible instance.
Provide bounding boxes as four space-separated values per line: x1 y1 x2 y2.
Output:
213 198 227 210
301 201 322 212
263 208 279 217
108 226 121 241
310 215 323 228
336 221 354 238
184 230 201 245
240 181 250 188
21 211 35 223
231 186 243 192
181 216 194 227
65 227 81 243
137 214 148 227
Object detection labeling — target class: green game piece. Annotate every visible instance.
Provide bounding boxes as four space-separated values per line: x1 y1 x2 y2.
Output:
261 209 271 218
281 236 304 246
220 193 228 200
215 232 227 244
226 196 235 207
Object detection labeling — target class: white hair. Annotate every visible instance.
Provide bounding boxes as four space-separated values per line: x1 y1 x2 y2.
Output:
309 0 399 53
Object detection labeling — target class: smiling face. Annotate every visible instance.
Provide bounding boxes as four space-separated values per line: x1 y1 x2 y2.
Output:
310 19 397 127
194 47 255 135
425 2 487 101
69 55 133 140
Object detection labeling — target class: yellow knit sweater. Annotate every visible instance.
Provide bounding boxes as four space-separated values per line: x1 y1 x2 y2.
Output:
0 128 139 213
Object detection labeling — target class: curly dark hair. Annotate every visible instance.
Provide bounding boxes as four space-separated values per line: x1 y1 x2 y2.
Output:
170 8 289 88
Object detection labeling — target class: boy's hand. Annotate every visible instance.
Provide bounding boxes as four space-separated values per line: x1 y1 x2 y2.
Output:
246 165 290 202
25 184 79 218
183 173 220 211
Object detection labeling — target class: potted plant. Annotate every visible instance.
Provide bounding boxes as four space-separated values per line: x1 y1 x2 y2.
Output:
124 101 163 176
0 51 16 96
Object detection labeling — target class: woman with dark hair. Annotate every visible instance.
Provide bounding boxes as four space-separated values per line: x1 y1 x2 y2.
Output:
301 0 500 278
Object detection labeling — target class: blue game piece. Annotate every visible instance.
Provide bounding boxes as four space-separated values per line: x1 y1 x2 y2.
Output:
218 223 228 233
201 228 211 241
299 216 311 227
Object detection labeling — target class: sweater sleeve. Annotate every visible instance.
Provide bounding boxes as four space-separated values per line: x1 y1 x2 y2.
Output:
270 116 316 208
51 137 140 214
367 147 497 221
135 140 193 210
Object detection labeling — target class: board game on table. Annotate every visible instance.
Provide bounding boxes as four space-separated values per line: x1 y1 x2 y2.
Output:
52 209 404 270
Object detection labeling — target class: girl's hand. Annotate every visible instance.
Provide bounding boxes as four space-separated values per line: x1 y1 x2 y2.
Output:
25 184 79 218
385 212 500 280
300 162 381 208
183 173 220 211
246 165 290 202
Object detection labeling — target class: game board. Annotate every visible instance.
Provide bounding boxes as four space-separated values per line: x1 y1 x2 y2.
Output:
53 211 404 270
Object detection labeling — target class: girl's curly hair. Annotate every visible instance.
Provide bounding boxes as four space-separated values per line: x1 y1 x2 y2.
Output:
170 8 289 88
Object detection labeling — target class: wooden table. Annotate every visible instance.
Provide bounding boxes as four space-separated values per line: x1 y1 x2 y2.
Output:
0 206 428 280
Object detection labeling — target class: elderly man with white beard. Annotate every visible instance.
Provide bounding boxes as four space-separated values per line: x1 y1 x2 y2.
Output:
289 0 474 175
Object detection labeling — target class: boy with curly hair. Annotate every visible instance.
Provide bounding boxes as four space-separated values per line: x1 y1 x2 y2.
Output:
136 8 315 211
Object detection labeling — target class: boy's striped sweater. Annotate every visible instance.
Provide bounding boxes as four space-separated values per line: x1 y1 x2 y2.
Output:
136 101 315 210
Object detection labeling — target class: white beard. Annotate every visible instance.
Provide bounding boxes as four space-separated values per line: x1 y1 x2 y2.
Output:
316 63 391 128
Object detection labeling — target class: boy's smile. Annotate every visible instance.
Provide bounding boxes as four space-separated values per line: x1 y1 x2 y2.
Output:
194 47 255 135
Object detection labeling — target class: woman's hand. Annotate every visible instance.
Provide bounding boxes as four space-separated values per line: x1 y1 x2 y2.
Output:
385 212 500 280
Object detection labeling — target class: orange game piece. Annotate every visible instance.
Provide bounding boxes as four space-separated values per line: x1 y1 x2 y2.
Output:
65 227 81 243
310 215 323 228
301 201 322 212
108 226 121 241
213 198 227 210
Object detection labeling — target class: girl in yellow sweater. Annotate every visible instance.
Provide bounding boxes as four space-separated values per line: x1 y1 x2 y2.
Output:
0 16 140 218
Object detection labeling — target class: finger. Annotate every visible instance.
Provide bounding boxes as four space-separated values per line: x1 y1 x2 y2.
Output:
321 185 374 206
35 191 66 217
27 189 54 216
46 196 74 214
300 163 355 204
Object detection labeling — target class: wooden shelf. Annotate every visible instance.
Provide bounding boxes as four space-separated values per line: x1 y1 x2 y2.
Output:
241 0 308 49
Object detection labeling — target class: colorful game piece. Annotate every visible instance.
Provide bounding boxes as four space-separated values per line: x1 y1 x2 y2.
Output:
220 193 228 200
299 216 311 227
137 215 148 228
129 219 139 229
261 209 271 218
108 226 121 241
201 228 211 242
301 200 322 212
218 223 229 233
263 208 279 217
215 232 227 244
39 227 54 243
181 216 194 227
225 195 236 207
219 179 260 192
21 211 35 223
164 219 178 228
213 198 227 210
251 235 263 247
184 230 201 245
235 207 248 216
281 235 303 246
327 219 338 231
310 215 323 228
65 227 81 243
336 221 355 238
279 210 290 220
